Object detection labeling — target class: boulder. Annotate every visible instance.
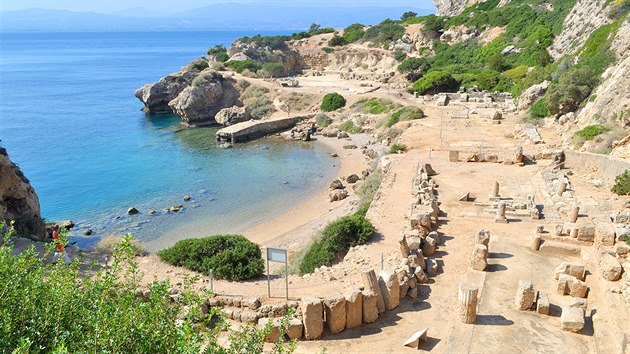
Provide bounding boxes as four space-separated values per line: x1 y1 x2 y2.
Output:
378 270 400 311
346 174 360 184
427 231 441 245
243 297 262 310
301 297 324 340
471 244 488 271
324 294 346 334
561 307 584 332
362 291 379 324
426 258 439 276
258 318 281 342
320 127 340 137
414 267 429 284
214 106 250 126
329 189 349 202
287 318 304 340
422 237 436 256
127 207 139 215
517 80 550 110
240 311 259 324
134 71 194 113
329 179 345 190
345 289 363 329
599 253 622 281
514 280 535 311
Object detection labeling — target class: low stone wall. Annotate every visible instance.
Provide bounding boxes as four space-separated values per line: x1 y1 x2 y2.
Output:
565 151 630 184
216 115 310 143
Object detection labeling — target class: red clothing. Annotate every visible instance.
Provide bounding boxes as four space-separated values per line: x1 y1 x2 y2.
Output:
52 230 64 252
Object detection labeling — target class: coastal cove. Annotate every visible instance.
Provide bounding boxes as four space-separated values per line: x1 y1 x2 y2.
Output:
0 30 338 249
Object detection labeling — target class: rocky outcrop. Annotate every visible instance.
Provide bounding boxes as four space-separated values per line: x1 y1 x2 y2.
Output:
517 80 550 110
440 25 479 44
548 0 611 60
433 0 487 16
214 106 250 126
228 40 303 75
134 71 195 113
0 147 46 239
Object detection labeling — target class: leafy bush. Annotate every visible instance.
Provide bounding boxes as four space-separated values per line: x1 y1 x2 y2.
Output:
338 120 362 133
574 124 610 141
315 113 333 127
355 97 397 114
401 11 418 21
247 96 276 119
328 35 348 47
608 0 630 19
342 23 366 43
299 212 374 275
363 19 405 47
412 70 459 95
420 15 444 37
398 57 429 74
393 50 407 62
612 170 630 196
185 58 210 72
322 47 335 53
390 143 407 154
207 45 229 62
261 62 286 77
191 71 222 87
358 170 383 204
225 60 262 74
386 107 425 127
530 98 550 118
321 93 346 112
241 84 268 101
546 66 598 114
158 234 264 280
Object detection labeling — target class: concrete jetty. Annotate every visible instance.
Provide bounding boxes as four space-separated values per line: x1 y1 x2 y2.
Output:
216 116 308 143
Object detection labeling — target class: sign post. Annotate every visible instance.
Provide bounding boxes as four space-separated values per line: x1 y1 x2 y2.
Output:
266 247 288 300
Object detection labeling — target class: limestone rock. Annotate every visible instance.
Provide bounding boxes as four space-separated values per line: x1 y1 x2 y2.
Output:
244 297 262 310
378 270 400 311
258 318 281 342
471 244 488 271
301 297 323 340
517 81 550 110
214 105 250 126
329 179 345 190
426 258 439 277
361 270 385 313
414 267 429 284
127 207 139 215
561 307 584 332
475 229 490 247
324 294 346 334
599 253 623 281
515 280 535 311
346 174 360 184
422 237 436 256
362 291 379 324
287 318 304 340
329 189 349 202
345 289 363 329
554 262 585 281
134 70 194 113
427 231 441 245
536 292 549 315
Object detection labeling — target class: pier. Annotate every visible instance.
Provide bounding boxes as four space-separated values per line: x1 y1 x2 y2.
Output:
216 115 309 143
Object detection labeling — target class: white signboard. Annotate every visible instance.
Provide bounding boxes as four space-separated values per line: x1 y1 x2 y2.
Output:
267 248 287 263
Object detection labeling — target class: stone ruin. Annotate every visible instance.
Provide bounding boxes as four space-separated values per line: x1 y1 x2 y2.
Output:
471 230 490 271
477 181 540 221
430 91 516 113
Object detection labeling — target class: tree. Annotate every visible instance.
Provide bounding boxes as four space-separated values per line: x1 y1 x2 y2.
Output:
412 70 458 95
401 11 417 21
546 66 597 114
309 23 321 33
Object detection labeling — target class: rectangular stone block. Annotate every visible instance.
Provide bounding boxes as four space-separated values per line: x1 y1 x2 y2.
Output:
536 292 549 315
561 307 584 332
577 225 595 242
449 150 459 162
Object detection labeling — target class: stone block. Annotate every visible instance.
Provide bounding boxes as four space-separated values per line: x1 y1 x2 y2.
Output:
471 244 488 271
569 279 588 298
422 237 436 256
427 231 441 245
417 249 426 270
414 267 429 284
426 258 439 277
475 229 490 247
536 292 549 315
599 253 622 281
561 307 584 332
301 297 323 340
408 236 421 251
596 223 615 246
378 270 400 311
569 298 587 310
449 150 460 162
324 293 346 334
576 225 595 242
240 310 259 324
362 291 379 324
287 318 303 340
402 328 429 349
554 262 585 281
408 286 418 299
515 280 535 311
258 318 281 342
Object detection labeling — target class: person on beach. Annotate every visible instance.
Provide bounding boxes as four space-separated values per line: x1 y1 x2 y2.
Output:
52 225 71 264
309 122 317 135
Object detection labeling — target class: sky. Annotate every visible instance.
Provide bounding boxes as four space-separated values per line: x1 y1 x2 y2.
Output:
0 0 436 14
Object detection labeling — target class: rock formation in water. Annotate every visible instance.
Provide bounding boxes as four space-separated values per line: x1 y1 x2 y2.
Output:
0 147 46 239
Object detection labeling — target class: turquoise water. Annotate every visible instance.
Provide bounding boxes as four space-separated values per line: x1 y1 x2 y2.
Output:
0 31 337 249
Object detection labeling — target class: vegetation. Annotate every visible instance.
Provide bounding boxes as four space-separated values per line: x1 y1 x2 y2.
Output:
386 107 425 127
390 143 408 154
242 85 276 119
158 234 264 281
185 58 210 72
357 170 384 205
191 71 222 87
412 70 458 95
354 97 397 114
261 62 286 77
321 47 335 53
574 124 610 141
362 19 405 47
398 57 429 74
328 35 347 47
342 23 366 44
393 50 407 62
315 113 333 127
299 208 374 275
321 93 346 112
225 60 262 74
207 45 229 62
612 170 630 196
338 120 362 133
530 98 550 119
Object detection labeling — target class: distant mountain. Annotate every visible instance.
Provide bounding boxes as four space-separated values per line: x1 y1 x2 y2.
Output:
0 5 433 32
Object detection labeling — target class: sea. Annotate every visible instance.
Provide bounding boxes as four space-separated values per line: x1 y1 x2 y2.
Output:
0 31 338 250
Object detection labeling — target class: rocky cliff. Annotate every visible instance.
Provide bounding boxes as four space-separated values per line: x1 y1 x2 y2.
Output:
433 0 486 16
0 147 46 239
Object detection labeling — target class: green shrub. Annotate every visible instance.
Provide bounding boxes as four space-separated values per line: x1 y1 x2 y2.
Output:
191 71 222 87
612 170 630 195
225 60 262 74
377 127 402 141
261 62 286 77
299 212 374 275
393 50 407 62
315 113 333 127
247 96 276 119
412 70 459 95
185 58 209 72
355 97 397 114
358 170 383 204
158 234 264 280
343 23 366 43
321 93 346 112
386 107 425 127
398 57 429 74
207 45 229 62
608 0 630 19
322 47 335 53
530 98 550 118
328 35 348 47
338 120 362 133
401 11 418 21
546 66 599 114
390 143 407 154
502 65 529 81
363 19 405 47
574 124 610 141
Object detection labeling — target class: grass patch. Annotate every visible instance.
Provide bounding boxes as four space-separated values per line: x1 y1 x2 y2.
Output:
574 124 610 141
357 170 383 205
315 113 333 127
386 107 425 127
389 143 407 154
354 97 397 114
338 120 362 133
529 97 550 118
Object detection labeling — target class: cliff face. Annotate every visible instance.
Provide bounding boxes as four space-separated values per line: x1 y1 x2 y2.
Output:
433 0 486 16
0 147 46 239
